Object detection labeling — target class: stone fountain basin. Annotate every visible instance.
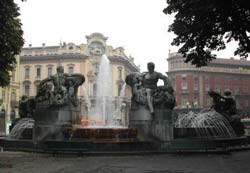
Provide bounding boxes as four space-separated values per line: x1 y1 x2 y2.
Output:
174 127 236 139
0 135 248 154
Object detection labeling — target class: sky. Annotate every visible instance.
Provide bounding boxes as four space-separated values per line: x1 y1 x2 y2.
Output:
16 0 237 74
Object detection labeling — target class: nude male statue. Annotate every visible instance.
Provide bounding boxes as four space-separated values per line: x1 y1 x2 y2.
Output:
140 62 172 115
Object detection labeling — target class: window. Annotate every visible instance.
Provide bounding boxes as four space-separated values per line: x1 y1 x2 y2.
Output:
24 84 30 96
243 86 248 93
118 84 123 96
182 95 188 108
93 83 97 97
25 68 30 79
34 82 40 95
225 84 230 92
215 84 221 93
118 67 122 80
234 85 239 95
10 91 17 108
193 78 199 91
48 67 53 77
245 100 249 107
93 63 99 75
171 77 176 91
11 91 16 101
10 110 16 120
193 95 199 108
205 83 210 91
68 66 74 75
36 67 41 78
206 95 211 107
181 81 188 90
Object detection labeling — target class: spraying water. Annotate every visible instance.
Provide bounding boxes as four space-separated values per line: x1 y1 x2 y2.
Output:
82 85 91 111
90 54 114 126
175 111 236 138
113 84 126 126
9 118 34 139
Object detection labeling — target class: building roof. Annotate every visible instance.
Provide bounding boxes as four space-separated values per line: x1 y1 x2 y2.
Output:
211 58 250 67
20 33 140 71
168 52 250 67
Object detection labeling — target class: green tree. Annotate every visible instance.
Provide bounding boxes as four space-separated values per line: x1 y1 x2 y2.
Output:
0 0 24 86
164 0 250 67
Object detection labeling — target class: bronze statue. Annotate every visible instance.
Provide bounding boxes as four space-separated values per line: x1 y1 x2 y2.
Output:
208 90 236 120
139 62 173 115
36 66 85 106
208 90 244 136
126 62 175 114
19 96 36 118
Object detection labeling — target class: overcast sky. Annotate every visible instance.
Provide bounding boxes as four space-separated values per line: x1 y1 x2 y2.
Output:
16 0 237 73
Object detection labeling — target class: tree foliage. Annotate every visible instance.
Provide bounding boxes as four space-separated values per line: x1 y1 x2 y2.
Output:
164 0 250 67
0 0 24 87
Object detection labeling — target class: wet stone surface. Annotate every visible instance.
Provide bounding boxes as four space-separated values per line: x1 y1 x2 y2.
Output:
1 151 250 173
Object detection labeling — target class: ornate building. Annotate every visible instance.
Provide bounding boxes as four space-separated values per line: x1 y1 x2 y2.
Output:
167 52 250 113
0 56 20 135
20 33 139 123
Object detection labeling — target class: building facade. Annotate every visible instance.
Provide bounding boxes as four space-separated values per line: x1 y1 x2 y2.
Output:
20 33 139 123
0 56 20 135
167 53 250 113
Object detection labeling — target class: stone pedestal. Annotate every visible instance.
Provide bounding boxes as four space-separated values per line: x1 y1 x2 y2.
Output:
129 105 152 140
33 103 80 142
150 109 173 141
129 106 174 141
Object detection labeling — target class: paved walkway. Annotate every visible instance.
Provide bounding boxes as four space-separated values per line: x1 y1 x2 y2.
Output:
0 151 250 173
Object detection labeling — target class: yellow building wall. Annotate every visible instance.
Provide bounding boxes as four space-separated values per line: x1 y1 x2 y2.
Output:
0 55 20 134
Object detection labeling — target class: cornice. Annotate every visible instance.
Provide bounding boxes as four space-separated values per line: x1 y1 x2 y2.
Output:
167 68 250 77
109 56 139 72
20 54 88 62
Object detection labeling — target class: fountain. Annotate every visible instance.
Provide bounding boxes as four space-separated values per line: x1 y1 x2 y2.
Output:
89 54 114 126
64 55 136 142
0 62 248 154
175 111 236 139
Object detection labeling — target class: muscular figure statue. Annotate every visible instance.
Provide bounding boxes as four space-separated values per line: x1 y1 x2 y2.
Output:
140 62 172 115
39 66 68 104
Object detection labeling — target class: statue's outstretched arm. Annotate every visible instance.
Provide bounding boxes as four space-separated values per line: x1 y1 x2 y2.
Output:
67 73 85 85
158 73 172 88
39 77 53 87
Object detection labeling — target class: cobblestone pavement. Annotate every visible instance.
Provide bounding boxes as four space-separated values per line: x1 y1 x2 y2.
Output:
0 151 250 173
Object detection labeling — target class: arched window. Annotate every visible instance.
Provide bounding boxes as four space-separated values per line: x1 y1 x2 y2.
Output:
24 67 30 79
11 91 16 101
34 81 41 95
93 83 97 96
118 84 122 96
118 67 122 80
23 81 31 96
